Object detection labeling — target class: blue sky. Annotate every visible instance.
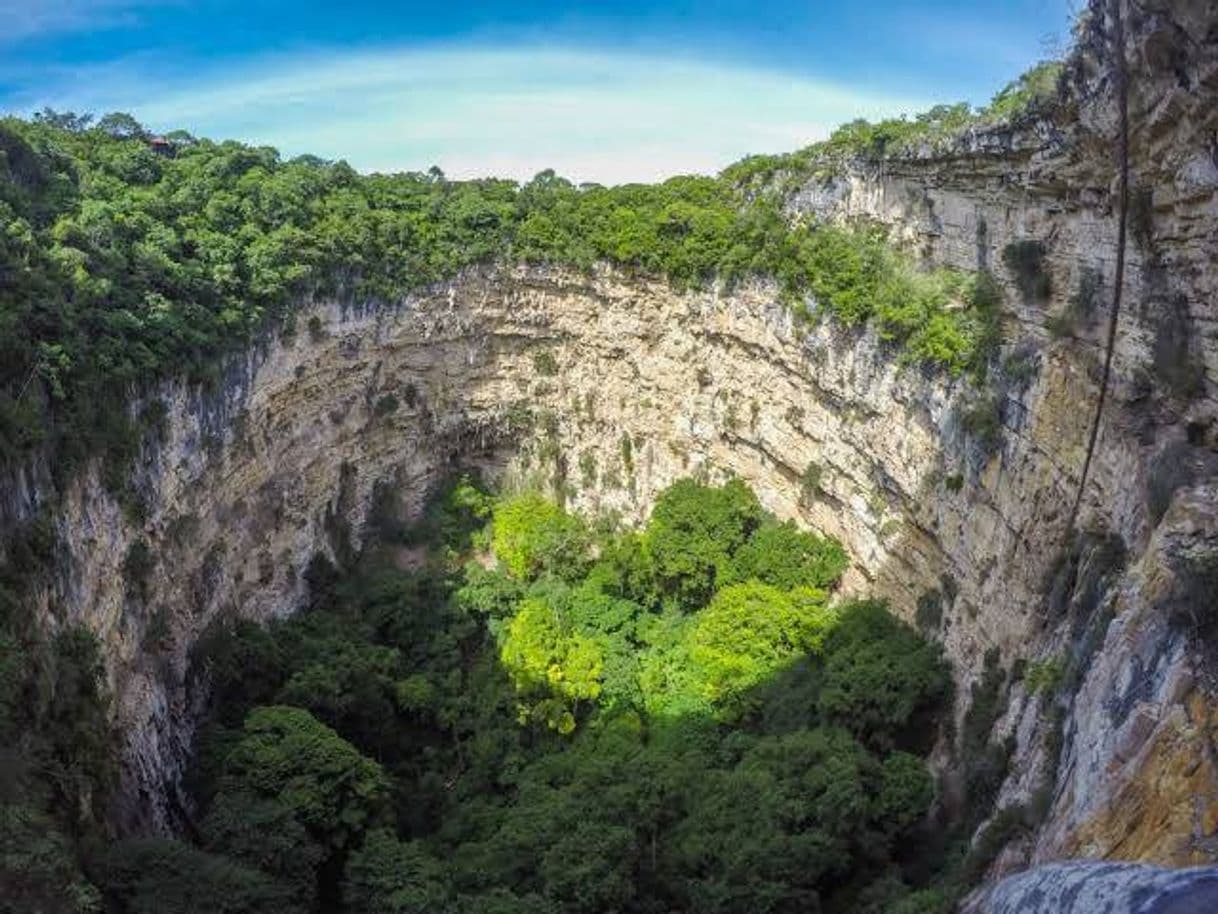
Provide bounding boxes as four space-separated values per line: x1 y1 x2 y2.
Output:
0 0 1077 183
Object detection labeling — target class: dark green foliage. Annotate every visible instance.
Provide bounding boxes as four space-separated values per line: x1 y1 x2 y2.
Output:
177 476 950 912
667 727 884 911
36 628 119 830
818 600 952 752
211 706 388 850
201 794 324 906
1001 240 1051 305
92 838 301 914
344 830 449 914
643 478 764 611
0 803 101 914
0 616 115 910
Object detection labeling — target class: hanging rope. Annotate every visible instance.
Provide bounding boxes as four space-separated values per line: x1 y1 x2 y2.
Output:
1067 0 1131 538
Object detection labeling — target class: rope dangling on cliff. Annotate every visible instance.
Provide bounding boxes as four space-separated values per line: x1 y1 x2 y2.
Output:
1067 0 1131 538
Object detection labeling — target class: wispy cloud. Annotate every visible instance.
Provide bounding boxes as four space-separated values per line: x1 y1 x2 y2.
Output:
1 44 930 183
0 0 167 44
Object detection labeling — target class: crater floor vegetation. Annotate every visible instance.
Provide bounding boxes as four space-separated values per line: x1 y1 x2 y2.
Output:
58 477 957 914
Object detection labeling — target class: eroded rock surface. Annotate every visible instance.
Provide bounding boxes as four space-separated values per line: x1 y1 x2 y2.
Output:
965 861 1218 914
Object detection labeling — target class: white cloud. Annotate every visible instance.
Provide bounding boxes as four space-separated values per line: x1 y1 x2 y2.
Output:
6 44 932 184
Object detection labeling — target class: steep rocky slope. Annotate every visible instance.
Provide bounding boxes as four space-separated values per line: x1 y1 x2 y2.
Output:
4 0 1216 890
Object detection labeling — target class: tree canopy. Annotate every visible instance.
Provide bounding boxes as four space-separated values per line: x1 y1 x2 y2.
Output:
113 476 958 914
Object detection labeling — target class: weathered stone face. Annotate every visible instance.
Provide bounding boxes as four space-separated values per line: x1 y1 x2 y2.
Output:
963 861 1218 914
5 0 1216 882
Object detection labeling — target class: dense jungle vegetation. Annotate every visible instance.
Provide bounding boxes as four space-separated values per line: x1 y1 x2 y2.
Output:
0 101 1012 483
16 476 968 913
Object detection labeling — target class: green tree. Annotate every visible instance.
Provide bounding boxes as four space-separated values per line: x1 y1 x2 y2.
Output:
668 728 880 913
818 600 951 751
643 478 763 611
499 598 603 732
729 519 849 590
689 582 833 711
343 830 449 914
92 839 299 914
491 493 588 581
214 706 388 849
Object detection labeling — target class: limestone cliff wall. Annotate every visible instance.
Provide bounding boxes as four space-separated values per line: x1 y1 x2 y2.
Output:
788 0 1218 870
30 267 970 831
4 0 1215 887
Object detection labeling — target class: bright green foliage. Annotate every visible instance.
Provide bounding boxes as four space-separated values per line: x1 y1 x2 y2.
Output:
689 582 833 708
92 839 300 914
499 597 604 732
491 492 588 580
985 61 1065 122
728 519 849 590
1024 656 1065 696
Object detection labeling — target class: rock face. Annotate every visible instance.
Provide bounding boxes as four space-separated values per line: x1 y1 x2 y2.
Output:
4 0 1216 886
964 861 1218 914
788 0 1218 870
